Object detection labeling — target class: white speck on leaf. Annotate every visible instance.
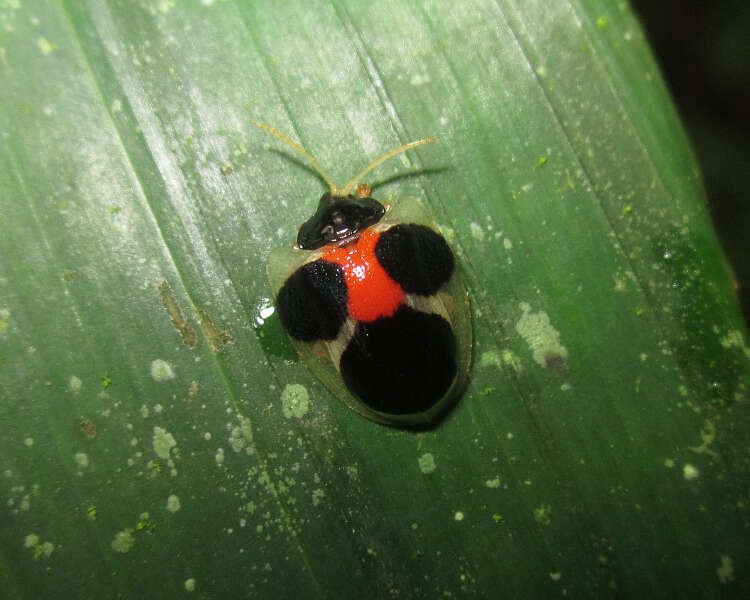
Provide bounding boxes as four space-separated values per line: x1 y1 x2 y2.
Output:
150 359 175 381
418 453 436 474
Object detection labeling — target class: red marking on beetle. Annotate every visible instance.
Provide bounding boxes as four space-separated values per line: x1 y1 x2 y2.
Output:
322 228 403 322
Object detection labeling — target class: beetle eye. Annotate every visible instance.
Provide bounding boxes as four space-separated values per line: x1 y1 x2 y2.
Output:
321 225 335 241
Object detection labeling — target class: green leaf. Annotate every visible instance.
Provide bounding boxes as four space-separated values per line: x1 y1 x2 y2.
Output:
2 1 749 598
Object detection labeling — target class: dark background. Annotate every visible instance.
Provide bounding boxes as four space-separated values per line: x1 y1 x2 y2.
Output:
633 0 750 325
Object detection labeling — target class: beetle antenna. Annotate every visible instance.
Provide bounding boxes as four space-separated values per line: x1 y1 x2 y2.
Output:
251 122 340 194
340 137 438 196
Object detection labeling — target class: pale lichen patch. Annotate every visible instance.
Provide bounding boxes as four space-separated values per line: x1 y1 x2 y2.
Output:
479 350 502 369
23 533 55 559
720 330 750 359
152 426 177 460
69 375 82 393
37 37 57 55
0 309 9 335
150 359 175 382
533 504 552 526
111 528 135 553
410 73 430 86
515 303 568 369
469 222 485 242
228 416 253 454
74 452 89 469
418 453 436 474
281 384 309 419
683 463 700 480
157 0 175 13
717 555 734 584
166 494 181 513
502 349 523 373
689 420 718 458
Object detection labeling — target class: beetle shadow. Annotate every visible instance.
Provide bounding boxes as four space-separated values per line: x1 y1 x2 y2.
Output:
395 399 463 432
382 384 468 432
366 166 453 193
263 148 451 195
265 149 331 192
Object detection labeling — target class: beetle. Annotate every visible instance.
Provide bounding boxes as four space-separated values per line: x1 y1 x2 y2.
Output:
253 122 471 427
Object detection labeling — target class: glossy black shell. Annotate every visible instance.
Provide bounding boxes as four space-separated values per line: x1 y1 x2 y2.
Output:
296 192 385 250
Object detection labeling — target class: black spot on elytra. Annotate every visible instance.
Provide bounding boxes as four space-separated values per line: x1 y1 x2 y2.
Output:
340 305 457 415
277 260 347 341
375 224 454 296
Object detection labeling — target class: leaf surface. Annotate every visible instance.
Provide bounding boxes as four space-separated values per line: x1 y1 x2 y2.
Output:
1 1 748 597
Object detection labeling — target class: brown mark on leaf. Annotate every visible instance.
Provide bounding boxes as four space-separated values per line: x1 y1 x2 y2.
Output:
196 308 233 353
544 353 568 373
158 280 198 348
79 418 96 439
